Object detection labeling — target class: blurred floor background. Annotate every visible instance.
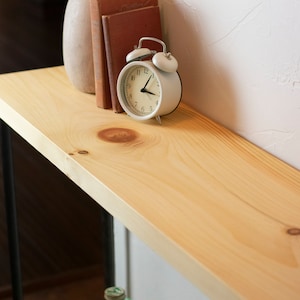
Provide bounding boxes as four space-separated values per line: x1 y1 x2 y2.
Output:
0 0 106 299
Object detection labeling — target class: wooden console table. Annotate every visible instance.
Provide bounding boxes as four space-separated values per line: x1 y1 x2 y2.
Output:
0 66 299 299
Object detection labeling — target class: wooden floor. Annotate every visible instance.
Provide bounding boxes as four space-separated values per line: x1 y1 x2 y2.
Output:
0 0 108 298
22 276 104 300
1 276 104 300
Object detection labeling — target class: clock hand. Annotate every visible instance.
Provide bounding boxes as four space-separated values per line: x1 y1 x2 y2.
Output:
140 75 156 95
140 88 156 95
142 76 152 89
146 90 156 95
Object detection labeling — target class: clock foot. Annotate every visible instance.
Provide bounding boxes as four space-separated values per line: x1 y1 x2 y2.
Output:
155 115 162 125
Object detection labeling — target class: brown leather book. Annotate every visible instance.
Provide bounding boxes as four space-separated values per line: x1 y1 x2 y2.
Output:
89 0 158 109
102 6 162 112
89 0 111 108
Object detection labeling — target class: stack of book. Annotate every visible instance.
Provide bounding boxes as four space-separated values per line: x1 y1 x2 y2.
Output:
89 0 162 112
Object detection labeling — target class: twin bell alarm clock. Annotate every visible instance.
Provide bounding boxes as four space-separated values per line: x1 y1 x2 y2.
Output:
117 37 182 123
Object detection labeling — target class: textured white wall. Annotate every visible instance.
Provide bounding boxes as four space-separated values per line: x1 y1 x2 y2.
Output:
115 1 300 299
160 0 300 169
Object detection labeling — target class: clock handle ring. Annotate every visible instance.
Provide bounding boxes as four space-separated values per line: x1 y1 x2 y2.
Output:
137 37 167 53
127 37 178 72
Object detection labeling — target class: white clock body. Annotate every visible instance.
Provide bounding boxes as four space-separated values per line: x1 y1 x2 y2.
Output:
117 60 182 121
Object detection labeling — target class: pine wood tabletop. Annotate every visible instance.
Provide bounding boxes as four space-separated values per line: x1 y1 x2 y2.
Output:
0 66 299 299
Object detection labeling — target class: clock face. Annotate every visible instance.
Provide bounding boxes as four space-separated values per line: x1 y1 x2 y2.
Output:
122 65 161 116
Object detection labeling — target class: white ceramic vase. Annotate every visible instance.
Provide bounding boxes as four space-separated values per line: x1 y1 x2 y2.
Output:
62 0 95 93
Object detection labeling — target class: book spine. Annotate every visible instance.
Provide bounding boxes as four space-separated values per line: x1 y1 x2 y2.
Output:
102 15 124 113
89 0 112 109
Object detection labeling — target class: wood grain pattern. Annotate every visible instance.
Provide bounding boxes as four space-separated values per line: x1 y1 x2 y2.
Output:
0 67 299 300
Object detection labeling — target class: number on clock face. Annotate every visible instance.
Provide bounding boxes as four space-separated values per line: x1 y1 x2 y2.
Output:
124 66 161 116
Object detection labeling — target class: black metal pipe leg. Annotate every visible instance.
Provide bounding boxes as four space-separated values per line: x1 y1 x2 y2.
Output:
103 210 115 288
0 120 23 300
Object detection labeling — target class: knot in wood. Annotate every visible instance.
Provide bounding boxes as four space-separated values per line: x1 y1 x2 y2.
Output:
98 128 138 143
287 228 300 236
78 150 89 155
